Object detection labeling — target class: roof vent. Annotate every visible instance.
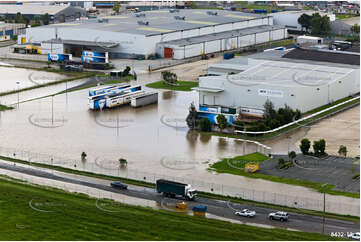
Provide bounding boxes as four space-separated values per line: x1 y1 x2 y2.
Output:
174 16 185 20
135 13 146 17
137 20 149 25
207 11 218 16
98 18 109 23
169 9 180 13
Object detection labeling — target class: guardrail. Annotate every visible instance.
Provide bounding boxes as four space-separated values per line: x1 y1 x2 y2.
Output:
235 96 360 135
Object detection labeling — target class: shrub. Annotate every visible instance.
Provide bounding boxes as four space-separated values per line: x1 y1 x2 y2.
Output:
233 120 244 131
278 158 285 167
288 151 296 161
81 152 87 159
123 66 131 76
161 71 177 84
338 145 347 157
352 174 359 180
216 114 228 132
186 102 198 130
200 118 212 132
119 158 127 167
300 138 311 155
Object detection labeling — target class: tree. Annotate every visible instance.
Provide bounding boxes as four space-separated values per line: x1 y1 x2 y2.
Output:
298 13 312 32
351 24 360 35
313 139 326 156
123 66 131 76
300 138 311 155
113 2 120 13
263 100 276 120
338 145 347 157
186 102 198 129
288 151 296 162
311 13 330 35
199 118 211 132
161 71 177 85
294 109 302 120
216 114 228 132
81 152 87 160
41 13 50 25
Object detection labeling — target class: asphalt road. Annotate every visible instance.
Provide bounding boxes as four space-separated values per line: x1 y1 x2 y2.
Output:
0 162 359 236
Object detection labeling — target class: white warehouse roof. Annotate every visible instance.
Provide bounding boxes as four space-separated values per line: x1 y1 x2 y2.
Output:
211 60 354 88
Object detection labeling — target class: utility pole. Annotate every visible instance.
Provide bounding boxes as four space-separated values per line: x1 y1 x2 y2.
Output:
322 183 327 234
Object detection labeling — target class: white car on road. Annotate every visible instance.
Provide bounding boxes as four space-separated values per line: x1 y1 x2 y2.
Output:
235 209 256 217
348 232 360 241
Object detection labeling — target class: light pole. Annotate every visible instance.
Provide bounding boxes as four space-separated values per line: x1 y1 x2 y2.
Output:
51 95 54 125
321 183 327 234
16 81 20 108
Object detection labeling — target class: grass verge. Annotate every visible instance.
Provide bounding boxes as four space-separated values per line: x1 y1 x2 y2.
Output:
0 176 344 240
209 153 360 199
146 80 198 92
0 104 14 111
0 155 358 222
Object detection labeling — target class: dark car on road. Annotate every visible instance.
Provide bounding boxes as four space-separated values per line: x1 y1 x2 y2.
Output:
268 211 289 222
111 181 128 190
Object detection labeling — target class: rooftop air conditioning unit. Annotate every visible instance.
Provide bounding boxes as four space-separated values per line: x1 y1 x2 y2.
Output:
207 11 218 15
137 20 149 25
174 16 185 20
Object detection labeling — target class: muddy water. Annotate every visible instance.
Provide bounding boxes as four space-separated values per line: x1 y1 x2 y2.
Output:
0 66 67 94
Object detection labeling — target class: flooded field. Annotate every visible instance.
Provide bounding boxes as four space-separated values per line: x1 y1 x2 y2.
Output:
0 66 67 94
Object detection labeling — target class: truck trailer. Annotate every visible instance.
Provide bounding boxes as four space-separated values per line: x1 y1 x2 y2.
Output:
156 179 197 200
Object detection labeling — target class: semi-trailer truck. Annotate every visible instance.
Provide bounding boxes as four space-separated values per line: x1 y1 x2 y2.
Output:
156 179 197 200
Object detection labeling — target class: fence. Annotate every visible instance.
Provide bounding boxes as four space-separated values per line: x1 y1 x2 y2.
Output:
0 146 359 216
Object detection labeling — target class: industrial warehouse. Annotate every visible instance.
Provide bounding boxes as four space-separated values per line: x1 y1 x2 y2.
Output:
20 9 287 59
196 46 360 117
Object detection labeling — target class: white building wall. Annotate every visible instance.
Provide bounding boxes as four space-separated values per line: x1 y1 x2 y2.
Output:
199 26 214 35
184 43 202 58
182 28 200 38
239 34 255 47
215 23 233 32
172 45 185 59
204 40 220 54
255 31 270 44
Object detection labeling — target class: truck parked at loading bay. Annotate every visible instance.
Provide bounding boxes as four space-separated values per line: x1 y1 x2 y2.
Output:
156 179 197 200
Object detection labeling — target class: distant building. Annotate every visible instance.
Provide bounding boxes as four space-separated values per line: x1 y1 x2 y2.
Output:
0 4 86 21
269 10 335 33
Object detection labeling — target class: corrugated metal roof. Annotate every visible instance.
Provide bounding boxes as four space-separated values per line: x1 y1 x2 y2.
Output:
158 25 283 47
32 9 268 36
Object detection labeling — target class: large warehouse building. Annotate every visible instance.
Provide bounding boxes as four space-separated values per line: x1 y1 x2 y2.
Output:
196 47 360 115
21 9 287 59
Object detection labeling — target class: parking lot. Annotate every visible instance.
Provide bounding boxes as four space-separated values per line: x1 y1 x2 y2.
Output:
260 154 360 193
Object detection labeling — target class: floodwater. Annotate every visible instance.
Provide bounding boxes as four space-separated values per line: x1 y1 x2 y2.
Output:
0 67 359 213
0 66 67 94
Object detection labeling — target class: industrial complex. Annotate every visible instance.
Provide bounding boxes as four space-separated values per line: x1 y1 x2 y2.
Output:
21 9 287 59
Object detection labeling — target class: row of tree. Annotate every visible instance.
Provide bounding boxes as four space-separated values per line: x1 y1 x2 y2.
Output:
298 13 330 35
247 100 301 132
1 12 50 26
